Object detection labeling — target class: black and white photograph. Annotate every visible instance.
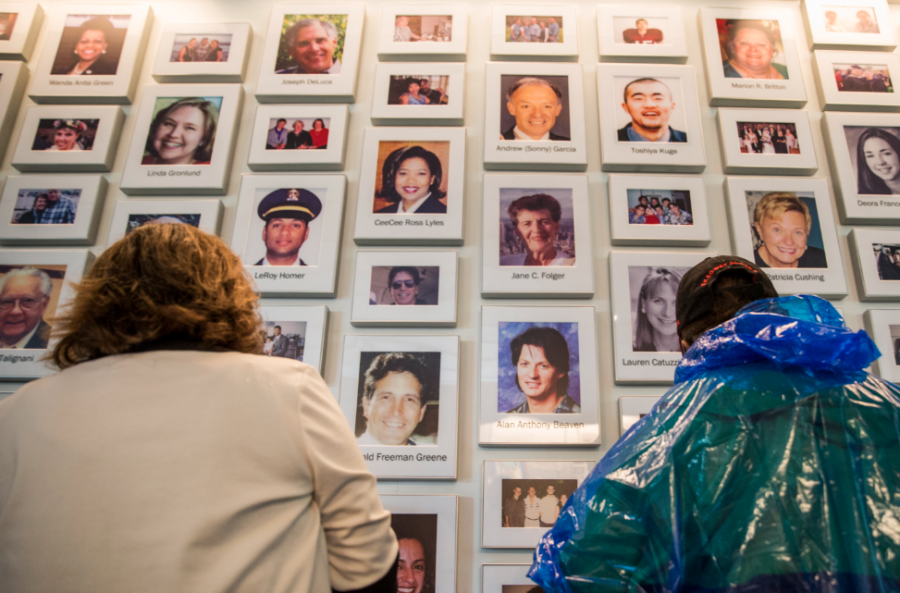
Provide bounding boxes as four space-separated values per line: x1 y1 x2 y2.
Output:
152 23 252 83
377 5 467 61
619 395 662 436
849 229 900 300
499 188 575 267
369 266 439 306
0 3 42 62
813 51 900 111
802 0 896 50
628 265 689 353
597 6 687 62
499 479 577 527
106 199 223 248
608 174 710 246
248 104 348 171
716 108 817 175
845 125 900 195
258 305 327 372
371 63 465 126
490 5 579 60
483 565 549 593
873 242 900 281
863 310 900 380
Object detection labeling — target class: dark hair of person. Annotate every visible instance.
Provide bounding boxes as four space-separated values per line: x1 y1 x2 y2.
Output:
678 270 774 346
388 266 421 286
510 327 571 396
47 224 263 369
273 325 281 331
277 118 287 125
379 145 445 202
507 193 562 226
622 77 669 103
362 352 433 405
390 513 437 593
725 20 779 58
313 118 325 128
856 127 900 195
76 16 114 43
144 97 219 163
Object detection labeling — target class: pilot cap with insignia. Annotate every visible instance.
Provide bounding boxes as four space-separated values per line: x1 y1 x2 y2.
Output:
257 188 322 223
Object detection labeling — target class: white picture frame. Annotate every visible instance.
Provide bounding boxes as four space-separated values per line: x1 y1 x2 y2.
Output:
597 5 688 63
29 4 152 104
716 108 818 175
848 228 900 300
479 306 600 447
482 459 593 548
0 175 107 245
0 3 43 61
231 174 346 298
863 309 900 380
698 7 807 108
339 335 459 479
483 62 587 171
481 174 594 299
619 395 662 436
247 104 349 171
151 22 252 83
353 127 465 246
802 0 896 50
258 305 328 373
12 104 124 173
255 4 365 103
105 198 224 247
597 63 706 173
350 251 458 327
608 174 711 247
0 62 30 164
490 5 578 61
0 249 92 381
119 84 243 196
377 5 467 62
813 50 900 111
725 176 848 299
381 494 457 593
610 249 716 384
370 62 465 126
822 111 900 224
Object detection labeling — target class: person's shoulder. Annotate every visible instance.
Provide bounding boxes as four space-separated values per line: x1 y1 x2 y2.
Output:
800 246 828 268
617 125 631 141
419 195 447 213
772 63 789 77
501 126 516 140
669 127 688 143
375 202 400 214
722 61 740 78
500 253 527 266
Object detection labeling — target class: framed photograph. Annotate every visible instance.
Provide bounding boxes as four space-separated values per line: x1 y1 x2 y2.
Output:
848 228 900 300
350 251 457 327
0 3 43 61
698 7 807 108
619 395 662 436
0 175 107 246
381 495 457 593
377 5 467 61
247 104 349 171
481 174 593 299
12 105 124 173
119 84 243 196
370 62 465 126
609 249 716 384
0 62 30 164
822 111 900 224
597 63 706 173
105 199 223 247
478 306 600 446
231 174 346 298
490 5 578 61
0 250 92 381
863 309 900 380
353 127 465 246
482 565 546 593
339 336 459 479
597 5 688 63
802 0 896 50
483 62 587 171
255 4 364 103
151 22 252 83
482 460 593 548
258 305 328 373
725 177 848 298
29 4 152 104
716 108 818 175
813 50 900 111
608 174 710 246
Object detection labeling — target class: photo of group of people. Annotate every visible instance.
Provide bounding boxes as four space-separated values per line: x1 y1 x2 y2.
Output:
260 320 307 361
264 117 330 150
369 266 439 306
745 191 828 269
738 122 800 154
31 119 99 152
834 63 893 93
0 12 17 41
505 15 562 43
141 96 221 166
124 213 201 235
373 141 449 214
50 14 131 76
275 14 346 75
873 243 900 280
11 189 80 225
499 189 575 267
169 34 231 63
614 17 666 45
500 479 577 528
499 75 570 142
845 126 900 195
394 15 452 42
822 6 880 33
497 322 581 415
387 75 448 106
0 264 66 350
629 266 688 353
391 514 438 593
615 76 687 143
626 190 694 226
716 19 789 80
354 351 441 446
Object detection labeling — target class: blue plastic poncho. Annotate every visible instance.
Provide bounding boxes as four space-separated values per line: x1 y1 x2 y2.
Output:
530 295 900 593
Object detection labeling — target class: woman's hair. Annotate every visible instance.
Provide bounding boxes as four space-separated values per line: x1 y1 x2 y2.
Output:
144 97 219 163
856 127 900 194
510 326 570 396
726 20 779 58
388 266 421 286
47 224 262 369
752 192 811 242
633 268 683 351
312 118 325 129
379 145 445 202
54 119 88 134
507 193 562 225
76 16 113 44
390 514 437 593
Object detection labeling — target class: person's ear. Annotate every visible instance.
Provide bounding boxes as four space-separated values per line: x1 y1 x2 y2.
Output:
418 402 427 422
361 397 371 420
507 101 515 117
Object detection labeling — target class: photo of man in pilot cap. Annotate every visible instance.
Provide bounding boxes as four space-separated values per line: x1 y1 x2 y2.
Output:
255 187 322 266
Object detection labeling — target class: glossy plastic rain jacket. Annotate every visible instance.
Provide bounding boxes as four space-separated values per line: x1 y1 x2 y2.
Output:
530 295 900 593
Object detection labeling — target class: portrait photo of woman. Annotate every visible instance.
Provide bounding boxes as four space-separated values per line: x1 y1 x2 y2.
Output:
142 97 221 166
629 266 686 352
51 15 130 76
374 143 448 214
850 126 900 195
748 191 828 269
499 191 575 266
31 119 98 152
309 118 329 149
717 19 788 80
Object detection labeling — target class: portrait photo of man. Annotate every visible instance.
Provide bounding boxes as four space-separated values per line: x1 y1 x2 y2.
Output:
275 16 344 75
500 76 570 142
622 18 664 44
253 188 322 266
617 77 687 143
501 325 581 414
0 267 56 350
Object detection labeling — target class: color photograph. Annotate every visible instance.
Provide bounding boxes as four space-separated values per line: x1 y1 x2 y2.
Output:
614 76 687 143
170 34 232 62
387 75 449 106
11 189 80 225
275 14 347 74
369 266 439 306
499 188 575 266
394 14 452 42
505 15 563 43
264 117 330 150
738 122 800 154
822 6 880 33
716 19 789 80
0 264 66 350
50 14 131 76
500 479 577 528
745 191 828 269
260 320 307 361
0 12 17 41
372 141 449 214
613 16 667 45
125 213 201 235
500 75 570 142
244 187 324 267
628 266 690 352
141 96 222 166
31 119 99 152
833 63 893 92
626 189 694 225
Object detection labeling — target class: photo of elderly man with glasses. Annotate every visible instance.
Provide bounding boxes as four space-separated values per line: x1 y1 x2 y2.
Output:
0 267 56 350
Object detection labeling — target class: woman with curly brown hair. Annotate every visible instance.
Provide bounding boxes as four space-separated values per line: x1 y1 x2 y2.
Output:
0 224 398 593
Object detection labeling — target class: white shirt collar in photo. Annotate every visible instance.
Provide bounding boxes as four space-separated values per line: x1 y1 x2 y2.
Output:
508 126 550 142
396 192 431 214
0 322 40 349
261 253 302 266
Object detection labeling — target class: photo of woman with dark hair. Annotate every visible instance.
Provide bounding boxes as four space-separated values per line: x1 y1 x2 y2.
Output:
310 118 329 149
32 119 96 152
630 267 685 352
391 513 437 593
53 15 124 76
854 127 900 195
375 145 447 214
142 97 220 165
